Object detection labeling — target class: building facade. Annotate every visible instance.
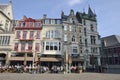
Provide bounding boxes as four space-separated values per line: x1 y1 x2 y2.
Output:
0 0 14 66
0 0 13 32
0 1 101 69
40 15 63 68
61 9 101 68
9 16 42 66
101 35 120 68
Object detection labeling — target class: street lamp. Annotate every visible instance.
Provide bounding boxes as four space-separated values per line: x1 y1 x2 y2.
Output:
32 51 35 68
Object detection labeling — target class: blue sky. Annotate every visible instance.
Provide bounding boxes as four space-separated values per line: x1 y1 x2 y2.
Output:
0 0 120 37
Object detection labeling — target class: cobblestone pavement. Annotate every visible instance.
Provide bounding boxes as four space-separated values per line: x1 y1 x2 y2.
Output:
0 73 120 80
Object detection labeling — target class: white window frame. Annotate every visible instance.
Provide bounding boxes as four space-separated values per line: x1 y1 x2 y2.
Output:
64 34 67 41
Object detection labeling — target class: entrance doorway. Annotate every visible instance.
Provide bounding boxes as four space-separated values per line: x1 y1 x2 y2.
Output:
0 54 6 65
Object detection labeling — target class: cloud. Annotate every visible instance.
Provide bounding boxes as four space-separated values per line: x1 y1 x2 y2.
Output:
68 0 83 6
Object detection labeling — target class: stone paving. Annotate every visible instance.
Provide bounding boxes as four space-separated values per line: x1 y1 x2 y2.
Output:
0 73 120 80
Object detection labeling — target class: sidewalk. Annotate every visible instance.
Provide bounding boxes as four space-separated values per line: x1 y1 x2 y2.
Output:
0 72 120 80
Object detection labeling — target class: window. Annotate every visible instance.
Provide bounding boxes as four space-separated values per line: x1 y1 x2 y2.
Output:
64 34 67 41
14 43 18 51
64 25 67 31
21 43 25 51
29 22 33 27
79 27 81 32
56 20 61 24
84 28 87 36
34 22 41 27
46 42 49 50
25 22 29 27
91 47 97 53
50 42 53 50
51 30 54 38
54 42 57 50
7 12 10 16
85 39 87 47
23 31 27 39
21 22 25 27
51 19 55 24
0 36 1 45
83 19 86 25
2 36 5 45
7 36 10 45
45 20 49 24
70 18 73 23
30 31 34 39
72 27 76 32
72 46 78 54
34 22 38 27
46 31 50 38
45 41 61 51
36 31 40 39
59 42 61 51
38 22 42 27
69 26 72 31
16 31 20 39
46 30 60 38
28 42 32 51
72 35 75 42
35 43 40 51
90 24 94 32
91 36 96 44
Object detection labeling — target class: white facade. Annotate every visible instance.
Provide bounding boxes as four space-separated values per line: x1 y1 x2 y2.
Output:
0 1 13 32
41 18 63 56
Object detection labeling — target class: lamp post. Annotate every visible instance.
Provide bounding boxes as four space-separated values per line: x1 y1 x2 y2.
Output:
38 53 41 73
32 51 35 68
68 54 72 73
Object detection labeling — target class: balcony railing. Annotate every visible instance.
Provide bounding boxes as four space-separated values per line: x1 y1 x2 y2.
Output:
19 38 34 41
14 50 33 53
15 27 42 30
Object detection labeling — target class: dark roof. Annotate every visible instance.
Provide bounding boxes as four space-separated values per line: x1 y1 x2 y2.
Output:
88 6 94 18
102 35 120 47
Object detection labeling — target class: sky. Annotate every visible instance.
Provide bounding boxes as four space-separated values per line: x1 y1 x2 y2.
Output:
0 0 120 37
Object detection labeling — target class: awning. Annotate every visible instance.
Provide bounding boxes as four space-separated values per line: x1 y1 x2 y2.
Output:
40 57 62 62
72 57 84 62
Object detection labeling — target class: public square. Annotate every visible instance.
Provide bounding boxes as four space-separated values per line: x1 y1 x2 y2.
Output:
0 72 120 80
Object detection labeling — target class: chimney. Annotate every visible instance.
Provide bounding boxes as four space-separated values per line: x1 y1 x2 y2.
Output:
43 14 47 19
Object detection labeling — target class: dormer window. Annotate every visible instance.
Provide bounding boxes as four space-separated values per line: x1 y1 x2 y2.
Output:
21 22 25 27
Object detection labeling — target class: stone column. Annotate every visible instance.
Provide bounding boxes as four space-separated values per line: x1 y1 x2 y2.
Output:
24 53 27 66
97 56 101 66
5 52 9 65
